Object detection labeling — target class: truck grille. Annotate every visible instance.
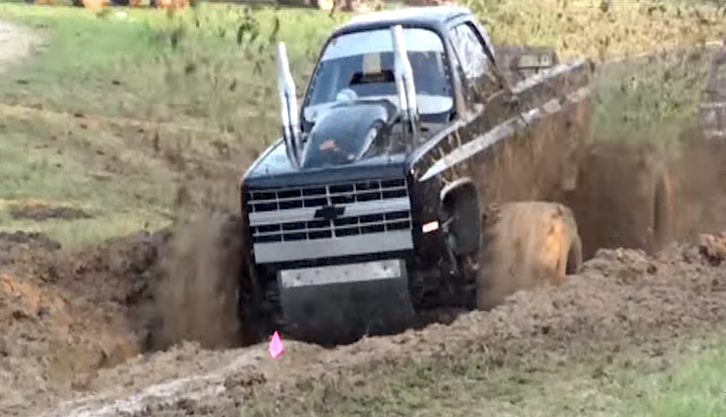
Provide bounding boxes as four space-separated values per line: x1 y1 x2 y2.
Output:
246 178 412 243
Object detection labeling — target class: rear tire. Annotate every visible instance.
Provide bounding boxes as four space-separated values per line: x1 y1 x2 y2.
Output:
476 201 583 311
567 141 674 259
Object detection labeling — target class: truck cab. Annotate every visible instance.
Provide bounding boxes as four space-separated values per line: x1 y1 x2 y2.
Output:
240 6 592 345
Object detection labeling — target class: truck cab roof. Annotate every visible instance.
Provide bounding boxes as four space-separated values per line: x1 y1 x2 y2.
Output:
332 6 474 36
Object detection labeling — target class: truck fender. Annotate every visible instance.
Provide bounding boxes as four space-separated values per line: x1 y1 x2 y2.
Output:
439 178 481 256
439 177 476 203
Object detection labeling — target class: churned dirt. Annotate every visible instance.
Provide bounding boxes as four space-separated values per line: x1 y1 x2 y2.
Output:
7 230 724 417
0 230 171 416
7 204 93 222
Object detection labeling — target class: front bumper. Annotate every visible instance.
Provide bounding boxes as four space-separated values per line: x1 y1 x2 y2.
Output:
277 259 415 344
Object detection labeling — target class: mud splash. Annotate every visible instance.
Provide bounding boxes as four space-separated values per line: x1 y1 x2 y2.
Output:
153 212 251 351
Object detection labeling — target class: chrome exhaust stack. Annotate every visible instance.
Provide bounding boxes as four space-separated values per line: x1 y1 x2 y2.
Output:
277 42 303 169
390 25 419 133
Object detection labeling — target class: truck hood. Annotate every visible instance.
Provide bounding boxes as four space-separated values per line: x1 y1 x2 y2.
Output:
243 143 408 190
300 99 400 169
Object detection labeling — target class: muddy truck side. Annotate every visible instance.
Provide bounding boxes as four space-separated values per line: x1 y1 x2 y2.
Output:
226 5 608 346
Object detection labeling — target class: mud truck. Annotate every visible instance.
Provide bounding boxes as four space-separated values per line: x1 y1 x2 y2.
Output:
161 6 673 348
238 6 582 345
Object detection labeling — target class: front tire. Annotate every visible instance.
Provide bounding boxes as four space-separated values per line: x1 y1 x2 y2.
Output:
476 201 583 311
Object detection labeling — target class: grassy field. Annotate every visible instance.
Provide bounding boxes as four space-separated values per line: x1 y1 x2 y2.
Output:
0 0 723 246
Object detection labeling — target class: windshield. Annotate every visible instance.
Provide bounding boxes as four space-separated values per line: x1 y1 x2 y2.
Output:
303 27 454 123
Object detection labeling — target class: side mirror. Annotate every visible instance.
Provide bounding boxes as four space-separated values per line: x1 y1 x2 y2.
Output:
277 42 303 169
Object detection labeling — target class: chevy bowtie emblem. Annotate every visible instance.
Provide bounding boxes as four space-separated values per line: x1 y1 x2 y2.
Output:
314 204 345 221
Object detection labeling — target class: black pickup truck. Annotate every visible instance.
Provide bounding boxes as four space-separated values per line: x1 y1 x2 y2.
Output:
234 6 604 345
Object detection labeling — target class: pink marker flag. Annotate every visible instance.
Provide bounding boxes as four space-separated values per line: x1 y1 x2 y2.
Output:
268 331 284 359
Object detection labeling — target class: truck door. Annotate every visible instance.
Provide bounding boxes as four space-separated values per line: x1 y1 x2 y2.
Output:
445 19 533 202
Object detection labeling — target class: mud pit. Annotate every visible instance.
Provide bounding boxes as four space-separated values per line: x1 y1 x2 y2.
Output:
0 133 725 416
5 229 726 417
0 230 173 415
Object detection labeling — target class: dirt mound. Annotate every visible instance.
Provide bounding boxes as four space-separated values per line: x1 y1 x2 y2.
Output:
36 233 726 417
0 230 62 249
0 229 174 416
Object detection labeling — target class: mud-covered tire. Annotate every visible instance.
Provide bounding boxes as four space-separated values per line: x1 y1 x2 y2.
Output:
154 212 253 350
476 201 582 311
567 141 674 259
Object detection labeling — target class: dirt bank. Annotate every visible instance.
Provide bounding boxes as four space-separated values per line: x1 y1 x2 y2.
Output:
0 230 172 416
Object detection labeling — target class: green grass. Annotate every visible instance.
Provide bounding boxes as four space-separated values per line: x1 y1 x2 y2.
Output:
592 45 715 153
0 116 174 245
0 3 343 139
0 0 723 247
241 329 726 417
